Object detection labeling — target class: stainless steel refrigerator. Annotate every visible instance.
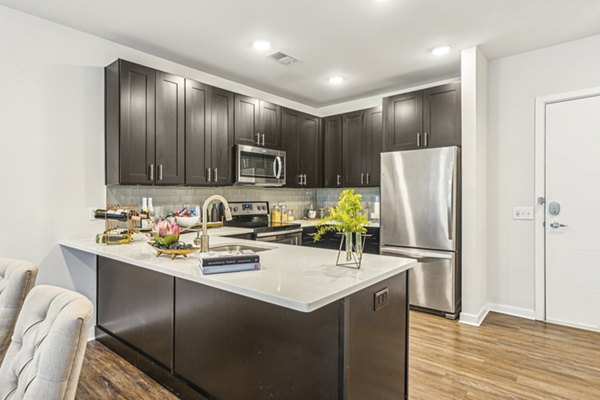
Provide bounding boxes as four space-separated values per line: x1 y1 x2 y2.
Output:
380 146 461 319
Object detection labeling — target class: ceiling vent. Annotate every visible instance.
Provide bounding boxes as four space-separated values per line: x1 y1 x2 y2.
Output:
267 51 299 66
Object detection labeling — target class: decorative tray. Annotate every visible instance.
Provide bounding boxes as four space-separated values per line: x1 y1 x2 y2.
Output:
147 241 200 260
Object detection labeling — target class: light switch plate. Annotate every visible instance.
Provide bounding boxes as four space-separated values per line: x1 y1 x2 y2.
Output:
513 207 533 220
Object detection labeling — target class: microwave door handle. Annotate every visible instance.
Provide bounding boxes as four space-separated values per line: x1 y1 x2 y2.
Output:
275 156 283 179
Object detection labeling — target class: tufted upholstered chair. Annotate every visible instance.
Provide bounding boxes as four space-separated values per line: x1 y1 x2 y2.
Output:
0 285 93 400
0 258 38 364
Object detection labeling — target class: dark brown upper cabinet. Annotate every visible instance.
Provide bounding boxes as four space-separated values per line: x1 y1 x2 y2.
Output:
365 106 383 187
282 108 321 188
423 82 461 148
234 94 281 149
155 71 185 185
211 88 235 184
342 110 367 187
185 81 234 186
382 91 423 152
383 82 461 152
340 107 381 188
322 115 343 188
107 60 184 185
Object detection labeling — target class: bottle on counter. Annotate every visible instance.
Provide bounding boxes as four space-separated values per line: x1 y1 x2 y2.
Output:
307 203 317 219
279 202 287 222
148 198 155 219
287 209 294 222
211 203 219 222
271 205 282 225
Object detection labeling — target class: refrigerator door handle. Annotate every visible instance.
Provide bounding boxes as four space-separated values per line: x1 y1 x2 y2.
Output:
447 159 456 241
380 246 453 260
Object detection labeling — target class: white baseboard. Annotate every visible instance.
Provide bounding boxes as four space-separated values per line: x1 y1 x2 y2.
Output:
87 325 96 342
459 304 490 327
488 303 536 320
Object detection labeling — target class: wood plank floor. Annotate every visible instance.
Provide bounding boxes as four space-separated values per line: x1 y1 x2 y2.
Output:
76 312 600 399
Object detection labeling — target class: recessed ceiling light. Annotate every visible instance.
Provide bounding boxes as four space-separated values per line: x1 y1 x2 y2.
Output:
431 46 451 56
252 40 271 51
328 76 344 85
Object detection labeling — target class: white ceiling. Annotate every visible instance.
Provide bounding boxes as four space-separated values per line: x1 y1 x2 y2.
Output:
3 0 600 107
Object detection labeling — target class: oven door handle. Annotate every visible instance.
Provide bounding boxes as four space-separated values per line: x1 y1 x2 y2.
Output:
255 228 303 238
274 156 283 179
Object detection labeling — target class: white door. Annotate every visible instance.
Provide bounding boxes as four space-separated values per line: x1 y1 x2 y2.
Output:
545 94 600 330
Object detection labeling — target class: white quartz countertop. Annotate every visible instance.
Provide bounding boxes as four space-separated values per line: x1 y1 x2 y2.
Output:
60 231 413 313
294 219 380 228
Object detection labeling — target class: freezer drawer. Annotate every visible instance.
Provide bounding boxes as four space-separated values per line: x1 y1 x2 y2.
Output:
380 246 460 319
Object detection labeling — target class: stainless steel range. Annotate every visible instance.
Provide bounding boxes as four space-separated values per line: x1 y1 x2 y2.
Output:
225 201 302 246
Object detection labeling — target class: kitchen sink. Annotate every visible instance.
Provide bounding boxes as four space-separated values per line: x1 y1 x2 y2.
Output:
209 244 275 253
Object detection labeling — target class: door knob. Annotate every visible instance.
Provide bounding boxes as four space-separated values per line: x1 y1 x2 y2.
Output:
549 221 568 229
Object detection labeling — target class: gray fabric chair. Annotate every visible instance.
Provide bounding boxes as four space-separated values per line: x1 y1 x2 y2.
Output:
0 285 93 400
0 258 38 364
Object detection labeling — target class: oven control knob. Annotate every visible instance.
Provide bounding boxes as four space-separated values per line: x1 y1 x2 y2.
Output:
233 207 238 212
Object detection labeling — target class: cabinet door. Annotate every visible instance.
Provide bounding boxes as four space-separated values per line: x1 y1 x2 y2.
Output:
155 71 185 184
234 94 260 146
383 91 423 152
423 82 461 148
211 88 234 185
260 100 281 149
299 114 321 188
366 106 383 187
119 61 156 184
322 116 343 188
342 110 367 187
282 108 301 187
185 79 211 185
98 257 173 369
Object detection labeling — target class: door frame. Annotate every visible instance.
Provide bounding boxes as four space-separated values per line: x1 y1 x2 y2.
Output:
534 86 600 320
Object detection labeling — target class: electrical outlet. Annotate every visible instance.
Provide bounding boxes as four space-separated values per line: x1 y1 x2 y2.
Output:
374 288 389 311
89 208 97 221
513 207 533 220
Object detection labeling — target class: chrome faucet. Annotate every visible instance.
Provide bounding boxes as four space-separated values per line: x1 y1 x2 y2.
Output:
194 195 233 252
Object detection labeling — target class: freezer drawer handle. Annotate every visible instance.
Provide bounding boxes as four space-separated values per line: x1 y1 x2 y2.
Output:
380 246 453 260
447 159 456 241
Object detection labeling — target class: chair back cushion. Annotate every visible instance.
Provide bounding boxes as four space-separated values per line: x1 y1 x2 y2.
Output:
0 259 38 364
0 285 93 400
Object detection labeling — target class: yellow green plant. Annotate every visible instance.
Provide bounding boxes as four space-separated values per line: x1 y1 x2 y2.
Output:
314 189 368 241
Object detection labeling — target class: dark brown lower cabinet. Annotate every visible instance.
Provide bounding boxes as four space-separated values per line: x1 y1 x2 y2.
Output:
97 256 409 400
97 257 173 368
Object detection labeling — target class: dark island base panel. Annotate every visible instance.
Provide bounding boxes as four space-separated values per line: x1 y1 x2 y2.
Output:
96 256 408 400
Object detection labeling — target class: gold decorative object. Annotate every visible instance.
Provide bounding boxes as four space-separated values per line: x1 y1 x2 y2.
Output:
147 242 200 260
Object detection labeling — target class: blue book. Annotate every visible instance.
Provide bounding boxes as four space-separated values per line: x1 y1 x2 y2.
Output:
200 262 261 275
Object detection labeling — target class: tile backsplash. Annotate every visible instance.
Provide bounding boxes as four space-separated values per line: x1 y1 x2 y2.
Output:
316 187 380 209
107 186 380 219
107 186 317 219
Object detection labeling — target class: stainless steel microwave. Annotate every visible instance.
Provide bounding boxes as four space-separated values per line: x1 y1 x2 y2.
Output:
235 145 286 186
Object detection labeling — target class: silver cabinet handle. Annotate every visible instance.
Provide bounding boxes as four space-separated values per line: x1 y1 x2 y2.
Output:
424 132 429 147
336 174 341 186
158 164 163 181
261 133 265 146
256 133 261 145
149 164 154 181
417 133 421 147
366 173 370 185
207 167 212 183
298 174 302 185
303 174 307 186
550 221 568 229
361 173 364 185
214 168 218 183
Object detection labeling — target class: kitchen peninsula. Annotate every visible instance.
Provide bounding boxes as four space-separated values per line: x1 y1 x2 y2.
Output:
61 231 415 400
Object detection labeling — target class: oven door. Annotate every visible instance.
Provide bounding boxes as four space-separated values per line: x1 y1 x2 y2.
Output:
236 145 286 186
255 230 302 246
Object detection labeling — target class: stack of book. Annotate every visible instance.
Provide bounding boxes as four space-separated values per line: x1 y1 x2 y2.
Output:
200 249 260 275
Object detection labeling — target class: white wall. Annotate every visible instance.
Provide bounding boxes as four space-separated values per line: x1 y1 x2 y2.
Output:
459 47 489 325
0 5 332 314
487 33 600 317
